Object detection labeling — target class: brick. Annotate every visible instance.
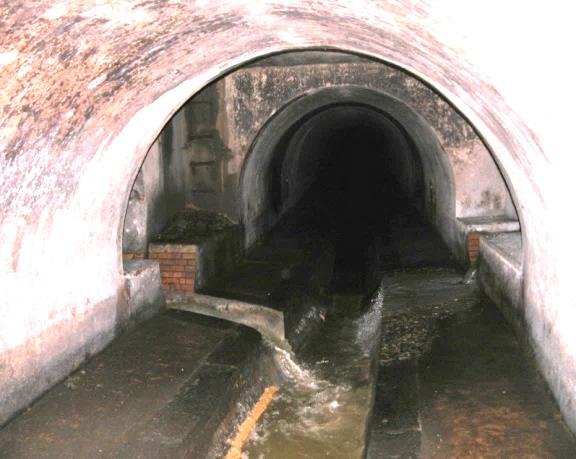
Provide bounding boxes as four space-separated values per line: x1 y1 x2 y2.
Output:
467 232 481 263
177 245 197 254
159 261 176 268
162 258 181 264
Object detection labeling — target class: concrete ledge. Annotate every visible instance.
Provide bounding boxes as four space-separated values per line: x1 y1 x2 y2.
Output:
477 232 523 327
123 260 165 325
458 216 520 234
169 294 285 345
0 311 277 458
480 232 522 269
455 216 520 263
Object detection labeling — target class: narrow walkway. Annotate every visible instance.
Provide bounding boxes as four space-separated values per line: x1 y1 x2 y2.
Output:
0 311 263 458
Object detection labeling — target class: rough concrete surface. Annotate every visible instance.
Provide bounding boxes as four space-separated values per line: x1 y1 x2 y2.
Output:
477 231 524 335
171 294 286 344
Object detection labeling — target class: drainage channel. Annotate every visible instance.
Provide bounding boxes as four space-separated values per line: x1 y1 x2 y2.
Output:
237 289 383 458
209 265 576 457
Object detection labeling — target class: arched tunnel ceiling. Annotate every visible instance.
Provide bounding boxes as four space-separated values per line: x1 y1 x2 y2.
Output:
240 87 453 247
1 0 576 433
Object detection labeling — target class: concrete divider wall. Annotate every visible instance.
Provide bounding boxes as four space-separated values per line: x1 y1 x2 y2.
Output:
123 260 166 327
283 237 336 351
476 232 523 333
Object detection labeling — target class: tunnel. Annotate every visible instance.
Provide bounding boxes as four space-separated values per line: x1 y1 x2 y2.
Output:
241 102 428 291
1 2 576 457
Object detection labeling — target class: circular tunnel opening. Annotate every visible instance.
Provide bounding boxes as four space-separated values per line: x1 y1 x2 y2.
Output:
263 104 428 290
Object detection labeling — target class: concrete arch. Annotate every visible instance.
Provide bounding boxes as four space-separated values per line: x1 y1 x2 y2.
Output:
239 86 454 249
0 1 574 431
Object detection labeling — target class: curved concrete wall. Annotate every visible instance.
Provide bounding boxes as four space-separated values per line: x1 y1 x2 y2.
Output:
1 1 575 431
222 56 517 227
240 88 449 247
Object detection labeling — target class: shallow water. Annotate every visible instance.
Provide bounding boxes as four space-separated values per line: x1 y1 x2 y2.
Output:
242 290 383 459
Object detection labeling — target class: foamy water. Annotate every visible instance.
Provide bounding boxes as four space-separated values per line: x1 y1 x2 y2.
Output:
243 291 383 458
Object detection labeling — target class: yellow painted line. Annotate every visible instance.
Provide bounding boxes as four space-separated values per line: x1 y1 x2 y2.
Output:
225 384 279 459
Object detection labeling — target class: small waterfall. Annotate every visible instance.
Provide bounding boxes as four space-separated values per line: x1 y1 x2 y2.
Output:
354 286 384 354
262 337 320 390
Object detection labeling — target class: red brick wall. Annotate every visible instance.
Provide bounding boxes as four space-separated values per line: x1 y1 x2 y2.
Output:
467 231 480 264
148 244 197 294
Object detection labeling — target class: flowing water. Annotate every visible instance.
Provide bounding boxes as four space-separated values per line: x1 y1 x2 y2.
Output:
242 289 384 458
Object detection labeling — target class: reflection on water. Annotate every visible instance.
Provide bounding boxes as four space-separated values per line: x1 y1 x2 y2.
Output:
243 290 383 459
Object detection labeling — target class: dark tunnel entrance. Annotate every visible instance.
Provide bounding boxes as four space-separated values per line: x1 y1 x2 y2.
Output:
249 103 452 293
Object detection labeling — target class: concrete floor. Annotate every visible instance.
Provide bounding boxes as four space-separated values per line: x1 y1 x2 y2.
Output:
0 311 264 458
